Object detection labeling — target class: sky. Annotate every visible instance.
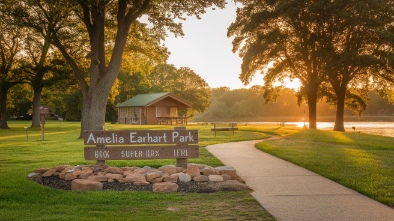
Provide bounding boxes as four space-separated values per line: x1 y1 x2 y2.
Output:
163 2 265 90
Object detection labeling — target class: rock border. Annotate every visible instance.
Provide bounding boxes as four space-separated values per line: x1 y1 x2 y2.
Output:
28 163 251 193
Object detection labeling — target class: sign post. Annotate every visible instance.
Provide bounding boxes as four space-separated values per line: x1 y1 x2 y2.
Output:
40 107 49 141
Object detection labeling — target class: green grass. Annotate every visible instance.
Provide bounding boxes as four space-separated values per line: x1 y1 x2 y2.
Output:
0 121 274 221
255 128 394 208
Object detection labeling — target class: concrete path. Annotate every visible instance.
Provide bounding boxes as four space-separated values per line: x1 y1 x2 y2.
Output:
206 140 394 221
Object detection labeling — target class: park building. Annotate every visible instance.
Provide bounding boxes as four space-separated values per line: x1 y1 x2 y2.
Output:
116 92 192 125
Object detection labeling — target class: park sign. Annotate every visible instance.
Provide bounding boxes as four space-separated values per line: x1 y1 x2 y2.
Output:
83 129 199 161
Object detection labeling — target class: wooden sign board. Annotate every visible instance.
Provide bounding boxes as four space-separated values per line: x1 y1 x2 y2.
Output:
84 130 198 145
84 145 199 160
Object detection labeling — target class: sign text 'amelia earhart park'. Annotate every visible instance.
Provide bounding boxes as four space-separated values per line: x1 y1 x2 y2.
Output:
83 130 199 160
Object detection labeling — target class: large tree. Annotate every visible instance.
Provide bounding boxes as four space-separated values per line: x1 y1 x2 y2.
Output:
12 0 226 137
228 0 328 129
318 0 394 131
0 8 27 129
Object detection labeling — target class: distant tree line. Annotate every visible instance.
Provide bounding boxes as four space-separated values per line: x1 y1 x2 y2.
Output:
194 87 394 122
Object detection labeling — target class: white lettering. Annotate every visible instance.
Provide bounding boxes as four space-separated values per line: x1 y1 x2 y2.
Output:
86 133 96 144
94 150 109 158
172 131 179 142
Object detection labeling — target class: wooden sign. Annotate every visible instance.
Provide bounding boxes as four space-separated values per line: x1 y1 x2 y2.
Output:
83 129 199 163
84 145 199 160
84 130 198 145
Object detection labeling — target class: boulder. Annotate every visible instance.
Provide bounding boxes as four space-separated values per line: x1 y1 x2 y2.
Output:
146 172 164 182
202 167 217 176
34 168 50 174
163 174 179 183
207 180 250 192
159 165 178 175
71 179 103 191
125 173 146 183
177 173 192 183
42 168 57 177
105 167 123 174
64 173 78 181
88 175 108 182
193 175 209 182
186 164 200 178
208 175 224 182
152 182 178 193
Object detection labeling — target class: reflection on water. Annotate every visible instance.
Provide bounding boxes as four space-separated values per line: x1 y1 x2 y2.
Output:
248 122 394 137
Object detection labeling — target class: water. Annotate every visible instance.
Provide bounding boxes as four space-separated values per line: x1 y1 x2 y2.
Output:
247 121 394 137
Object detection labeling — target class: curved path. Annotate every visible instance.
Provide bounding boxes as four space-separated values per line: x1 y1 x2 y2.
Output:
206 140 394 221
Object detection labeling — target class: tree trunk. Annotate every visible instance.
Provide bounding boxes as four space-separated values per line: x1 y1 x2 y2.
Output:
333 88 346 131
307 83 318 129
79 87 109 138
0 85 9 129
31 87 43 128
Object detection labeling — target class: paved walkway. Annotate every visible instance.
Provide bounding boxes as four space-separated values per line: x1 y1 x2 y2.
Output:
206 140 394 221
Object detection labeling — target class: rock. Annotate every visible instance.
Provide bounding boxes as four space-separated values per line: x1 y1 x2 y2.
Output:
64 173 78 181
163 174 179 183
217 167 241 181
208 175 224 182
151 177 163 183
221 174 231 181
105 167 123 174
159 165 178 175
71 179 103 191
187 164 200 178
207 180 251 192
105 173 123 181
79 171 94 179
132 168 147 174
152 182 178 192
177 173 192 182
133 181 150 186
202 167 217 176
145 172 163 182
55 165 67 172
42 168 57 177
193 175 209 182
88 175 108 182
125 173 146 183
34 168 50 174
118 177 134 183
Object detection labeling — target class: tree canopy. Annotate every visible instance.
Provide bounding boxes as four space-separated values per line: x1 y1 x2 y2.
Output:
9 0 225 136
228 0 394 131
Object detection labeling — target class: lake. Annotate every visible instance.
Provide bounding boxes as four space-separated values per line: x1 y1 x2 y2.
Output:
250 121 394 137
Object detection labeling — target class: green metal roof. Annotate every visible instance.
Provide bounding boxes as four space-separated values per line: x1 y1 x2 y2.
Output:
116 92 192 108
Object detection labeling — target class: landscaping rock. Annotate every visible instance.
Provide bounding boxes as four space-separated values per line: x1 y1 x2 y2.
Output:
152 182 178 193
208 175 224 182
30 163 248 193
71 179 103 191
187 164 201 178
177 173 192 182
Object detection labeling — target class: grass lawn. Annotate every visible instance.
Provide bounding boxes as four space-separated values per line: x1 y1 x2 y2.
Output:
255 128 394 208
0 121 275 221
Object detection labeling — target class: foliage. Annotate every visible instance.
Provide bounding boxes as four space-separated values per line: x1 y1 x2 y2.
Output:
194 87 394 122
148 64 211 113
228 0 394 130
9 0 227 136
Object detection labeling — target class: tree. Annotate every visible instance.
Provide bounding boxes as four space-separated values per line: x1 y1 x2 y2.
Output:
228 0 328 129
148 64 211 114
0 9 27 129
12 0 226 137
318 0 394 131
